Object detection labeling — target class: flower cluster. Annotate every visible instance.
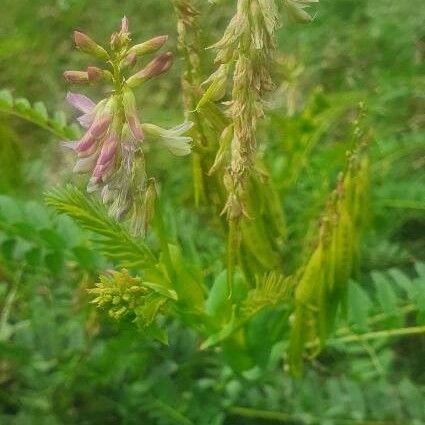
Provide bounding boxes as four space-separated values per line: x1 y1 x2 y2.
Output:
63 18 192 235
88 269 177 326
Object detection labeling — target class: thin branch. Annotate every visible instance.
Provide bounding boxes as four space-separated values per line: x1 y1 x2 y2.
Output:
228 406 402 425
331 325 425 345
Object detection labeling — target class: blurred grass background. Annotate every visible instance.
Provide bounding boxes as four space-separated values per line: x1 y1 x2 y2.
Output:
0 0 424 424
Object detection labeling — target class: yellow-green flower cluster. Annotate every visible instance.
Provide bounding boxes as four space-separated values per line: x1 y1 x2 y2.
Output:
88 269 146 320
88 269 178 326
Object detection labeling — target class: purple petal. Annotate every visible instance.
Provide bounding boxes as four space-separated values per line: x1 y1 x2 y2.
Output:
62 140 78 150
66 92 96 114
123 88 144 140
97 136 118 166
77 112 95 128
91 160 114 183
75 131 96 153
73 153 98 173
126 113 144 140
77 141 99 158
90 114 111 138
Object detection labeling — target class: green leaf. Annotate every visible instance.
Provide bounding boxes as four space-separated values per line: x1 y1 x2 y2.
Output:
372 271 398 316
388 268 414 299
0 89 79 140
0 90 13 107
45 185 156 269
348 281 372 328
206 270 232 324
32 102 48 122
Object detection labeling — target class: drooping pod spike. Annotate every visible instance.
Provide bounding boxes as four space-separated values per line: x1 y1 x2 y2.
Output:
73 31 109 60
126 52 174 88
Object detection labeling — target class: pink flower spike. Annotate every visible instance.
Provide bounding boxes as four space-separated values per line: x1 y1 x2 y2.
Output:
66 92 96 113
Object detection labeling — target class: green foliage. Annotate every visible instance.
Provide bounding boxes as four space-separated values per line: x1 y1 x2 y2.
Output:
0 89 79 140
45 185 156 269
0 0 424 423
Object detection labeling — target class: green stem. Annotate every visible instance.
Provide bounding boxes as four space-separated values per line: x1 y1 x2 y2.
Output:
0 108 78 140
330 325 425 345
153 202 174 278
379 199 425 210
228 406 402 425
227 218 239 298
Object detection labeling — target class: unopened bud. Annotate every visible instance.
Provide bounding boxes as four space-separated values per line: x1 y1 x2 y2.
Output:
87 66 112 83
126 52 173 88
127 35 168 58
64 70 89 84
74 31 109 60
111 16 131 50
87 66 102 83
197 64 229 109
124 51 137 68
121 16 129 34
123 87 143 140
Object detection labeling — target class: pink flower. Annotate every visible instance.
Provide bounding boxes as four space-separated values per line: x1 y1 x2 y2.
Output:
66 92 96 113
126 52 174 88
123 87 144 140
67 92 97 129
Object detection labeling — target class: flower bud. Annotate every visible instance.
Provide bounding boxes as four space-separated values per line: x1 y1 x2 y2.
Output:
64 70 89 84
121 16 129 34
87 66 103 83
74 31 109 60
127 35 168 58
90 114 112 138
208 125 233 175
197 64 229 109
124 51 137 68
111 16 131 50
123 87 144 140
126 52 173 88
